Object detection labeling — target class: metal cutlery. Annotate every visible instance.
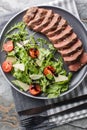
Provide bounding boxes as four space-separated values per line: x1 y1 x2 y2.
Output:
18 94 87 116
20 102 87 127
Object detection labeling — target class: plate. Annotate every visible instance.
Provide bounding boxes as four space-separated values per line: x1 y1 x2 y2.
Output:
0 6 87 99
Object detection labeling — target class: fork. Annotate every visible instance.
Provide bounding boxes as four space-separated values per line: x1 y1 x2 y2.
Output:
20 103 87 127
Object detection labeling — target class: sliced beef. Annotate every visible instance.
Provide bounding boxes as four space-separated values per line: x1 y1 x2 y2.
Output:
23 7 87 72
33 10 53 32
23 7 38 24
47 18 67 37
63 48 83 64
27 8 48 29
41 13 61 34
68 62 81 71
49 25 73 44
69 53 87 71
59 40 82 56
80 52 87 64
53 33 77 49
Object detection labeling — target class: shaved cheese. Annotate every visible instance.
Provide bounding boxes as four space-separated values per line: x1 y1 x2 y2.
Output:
13 63 25 71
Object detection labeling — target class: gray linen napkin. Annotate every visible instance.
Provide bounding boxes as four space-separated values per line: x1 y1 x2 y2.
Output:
0 0 87 129
11 0 87 129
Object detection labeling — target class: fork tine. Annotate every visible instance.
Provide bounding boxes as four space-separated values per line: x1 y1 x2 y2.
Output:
21 120 33 127
21 119 33 125
21 123 32 127
21 120 32 124
21 122 30 127
20 115 45 127
21 115 41 123
21 117 38 127
21 117 34 122
21 121 38 127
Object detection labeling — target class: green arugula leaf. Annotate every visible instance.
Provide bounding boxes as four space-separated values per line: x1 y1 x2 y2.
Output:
4 22 72 98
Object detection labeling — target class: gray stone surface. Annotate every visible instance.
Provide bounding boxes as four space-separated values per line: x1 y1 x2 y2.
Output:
0 0 87 130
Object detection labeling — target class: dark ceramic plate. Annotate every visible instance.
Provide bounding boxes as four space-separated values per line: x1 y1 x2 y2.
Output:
0 6 87 99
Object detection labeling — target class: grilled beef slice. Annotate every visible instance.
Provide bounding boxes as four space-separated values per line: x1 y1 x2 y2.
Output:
23 7 38 24
49 25 73 44
23 7 87 72
59 39 82 56
63 48 83 64
47 18 67 37
69 62 81 71
41 13 61 34
27 8 48 29
69 53 87 71
33 10 53 32
53 33 77 49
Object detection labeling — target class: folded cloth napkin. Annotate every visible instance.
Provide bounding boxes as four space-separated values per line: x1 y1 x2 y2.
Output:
11 0 87 129
0 0 87 130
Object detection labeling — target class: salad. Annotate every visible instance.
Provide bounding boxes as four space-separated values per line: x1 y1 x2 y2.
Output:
1 22 72 98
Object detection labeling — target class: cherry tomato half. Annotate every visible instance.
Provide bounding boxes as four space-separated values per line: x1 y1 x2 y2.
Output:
2 61 13 73
43 66 55 76
29 84 41 95
29 48 39 58
3 40 14 52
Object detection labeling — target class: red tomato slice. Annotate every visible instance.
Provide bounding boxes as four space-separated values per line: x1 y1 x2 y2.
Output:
29 48 39 58
43 67 52 75
43 66 55 76
2 61 13 73
29 84 41 95
3 40 14 52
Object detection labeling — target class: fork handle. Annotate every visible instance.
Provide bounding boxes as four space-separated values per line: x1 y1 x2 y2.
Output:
18 94 87 115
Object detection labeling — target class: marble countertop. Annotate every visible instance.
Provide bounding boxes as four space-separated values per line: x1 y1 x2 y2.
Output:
0 0 87 130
